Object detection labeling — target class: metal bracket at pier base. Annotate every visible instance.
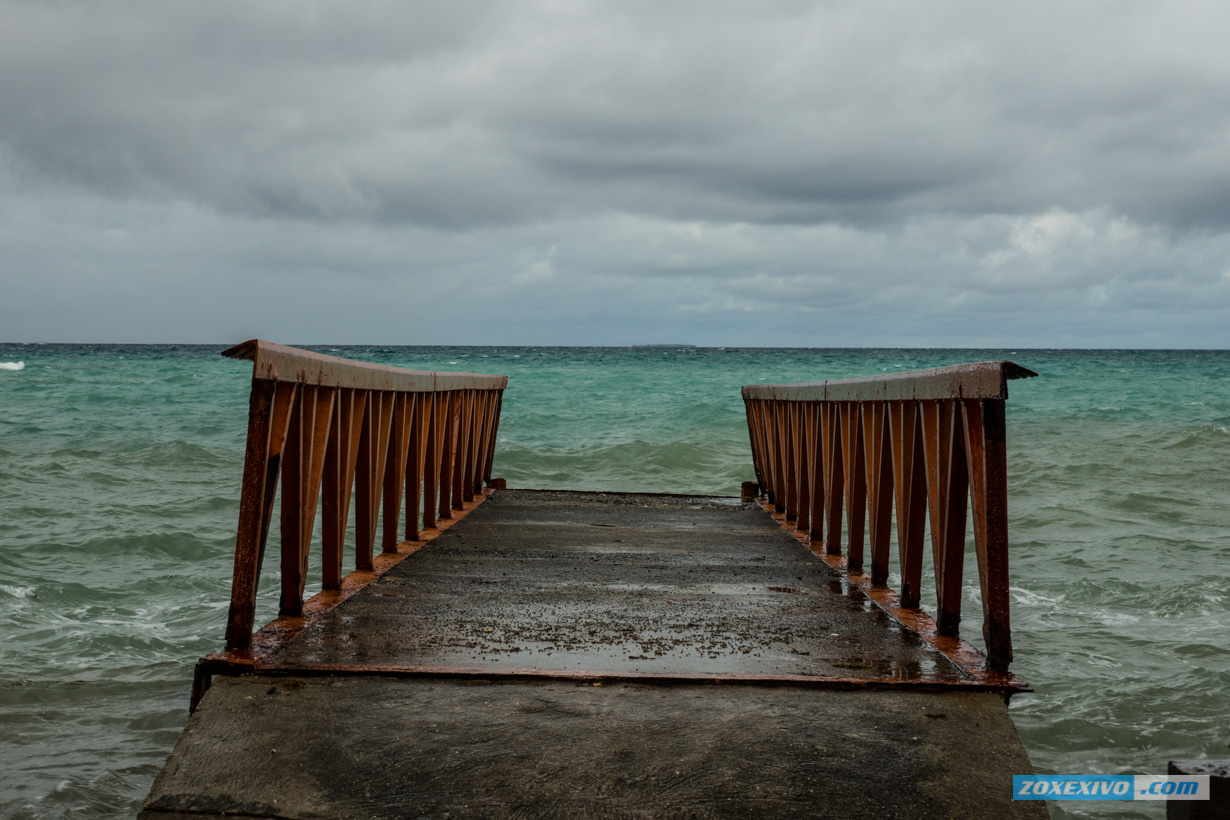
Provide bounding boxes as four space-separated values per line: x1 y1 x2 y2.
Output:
740 482 760 501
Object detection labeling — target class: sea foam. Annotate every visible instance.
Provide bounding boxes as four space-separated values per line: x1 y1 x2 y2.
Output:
1 361 25 371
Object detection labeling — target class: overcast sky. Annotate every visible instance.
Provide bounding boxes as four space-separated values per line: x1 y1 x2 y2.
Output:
2 0 1228 347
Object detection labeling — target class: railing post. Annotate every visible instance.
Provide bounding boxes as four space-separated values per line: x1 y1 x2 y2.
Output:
889 400 927 609
438 391 458 520
464 391 484 501
861 402 893 585
405 395 428 541
423 392 441 529
482 391 502 485
964 398 1013 671
322 389 365 590
382 393 414 554
355 391 394 571
840 402 867 572
921 400 969 636
794 402 811 533
279 386 334 618
783 401 798 521
225 380 276 650
745 399 765 493
452 390 473 509
820 403 845 556
752 400 773 502
769 401 787 511
806 402 824 543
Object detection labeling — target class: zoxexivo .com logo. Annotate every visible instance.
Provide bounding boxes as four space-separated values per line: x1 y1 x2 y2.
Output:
1013 775 1210 801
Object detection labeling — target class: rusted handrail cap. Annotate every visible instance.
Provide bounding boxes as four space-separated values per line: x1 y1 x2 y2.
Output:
742 361 1037 403
222 340 508 393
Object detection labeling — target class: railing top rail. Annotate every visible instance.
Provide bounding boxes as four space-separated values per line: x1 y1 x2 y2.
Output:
221 339 508 393
741 360 1038 403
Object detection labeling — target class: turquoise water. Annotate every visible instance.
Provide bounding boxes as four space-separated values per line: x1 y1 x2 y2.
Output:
1 345 1227 819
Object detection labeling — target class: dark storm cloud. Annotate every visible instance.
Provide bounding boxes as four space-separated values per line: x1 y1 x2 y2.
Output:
4 0 1227 229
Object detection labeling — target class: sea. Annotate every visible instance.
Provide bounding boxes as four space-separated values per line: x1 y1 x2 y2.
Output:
1 345 1227 820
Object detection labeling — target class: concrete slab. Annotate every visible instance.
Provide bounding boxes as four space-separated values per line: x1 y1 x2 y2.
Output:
154 490 1040 818
267 490 968 681
143 674 1044 820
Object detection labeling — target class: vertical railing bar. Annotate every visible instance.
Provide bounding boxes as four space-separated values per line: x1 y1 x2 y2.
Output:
280 386 335 617
763 400 781 504
405 393 427 542
453 390 473 509
757 399 773 499
783 401 798 521
437 392 457 521
339 391 368 572
963 398 1013 670
353 392 377 569
745 397 765 493
920 399 946 607
278 388 306 617
841 401 867 572
482 391 502 484
862 402 893 585
472 390 490 490
468 390 482 497
382 393 414 554
807 402 824 543
889 400 927 609
423 392 442 530
357 391 394 571
822 402 845 556
225 380 280 649
321 389 348 590
750 399 769 499
770 402 787 511
302 387 335 595
777 402 792 514
795 401 811 533
257 384 298 586
465 391 486 499
938 401 969 636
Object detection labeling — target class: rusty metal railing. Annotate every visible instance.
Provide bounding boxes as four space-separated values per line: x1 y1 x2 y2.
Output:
221 341 507 650
742 361 1037 672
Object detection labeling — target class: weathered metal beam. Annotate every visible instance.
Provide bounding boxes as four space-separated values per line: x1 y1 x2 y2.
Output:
742 361 1037 403
222 339 508 393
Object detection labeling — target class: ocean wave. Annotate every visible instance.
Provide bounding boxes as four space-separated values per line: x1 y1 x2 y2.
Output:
1008 586 1065 609
1 361 25 371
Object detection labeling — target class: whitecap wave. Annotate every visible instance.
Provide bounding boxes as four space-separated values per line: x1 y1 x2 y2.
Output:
0 361 24 371
1009 586 1066 608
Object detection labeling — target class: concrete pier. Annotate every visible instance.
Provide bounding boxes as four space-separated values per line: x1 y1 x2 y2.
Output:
143 490 1043 819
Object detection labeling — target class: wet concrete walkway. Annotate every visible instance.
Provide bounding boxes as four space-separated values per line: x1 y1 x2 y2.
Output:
143 490 1044 819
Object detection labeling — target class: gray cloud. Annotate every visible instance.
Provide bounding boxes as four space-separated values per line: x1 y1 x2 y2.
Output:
1 0 1228 345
